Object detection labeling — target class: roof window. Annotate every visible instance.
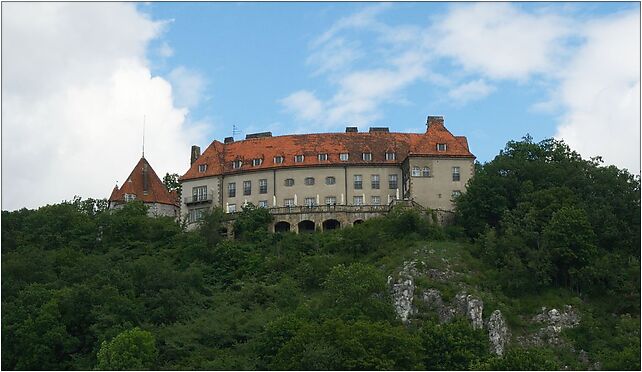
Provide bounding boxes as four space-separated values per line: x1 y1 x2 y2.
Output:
295 155 304 163
233 160 243 169
362 152 372 161
318 153 328 161
198 164 207 173
340 153 349 161
437 143 447 151
252 158 263 167
274 156 284 164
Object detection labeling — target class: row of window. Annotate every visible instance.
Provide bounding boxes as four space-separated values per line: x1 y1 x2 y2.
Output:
231 151 402 169
411 166 461 181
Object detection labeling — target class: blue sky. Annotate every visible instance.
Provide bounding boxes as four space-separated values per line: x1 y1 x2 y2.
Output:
142 2 639 166
2 2 639 210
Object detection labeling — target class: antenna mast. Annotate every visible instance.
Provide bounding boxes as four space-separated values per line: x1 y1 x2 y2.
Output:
232 124 241 138
142 115 146 158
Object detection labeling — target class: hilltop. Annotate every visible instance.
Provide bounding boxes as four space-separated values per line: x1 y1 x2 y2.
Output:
2 136 639 370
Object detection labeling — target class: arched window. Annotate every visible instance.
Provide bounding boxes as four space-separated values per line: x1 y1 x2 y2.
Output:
325 176 336 185
422 167 431 177
304 177 315 185
412 166 421 176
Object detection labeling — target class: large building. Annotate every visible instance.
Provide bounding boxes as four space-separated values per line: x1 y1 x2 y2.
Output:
109 157 180 218
179 116 475 231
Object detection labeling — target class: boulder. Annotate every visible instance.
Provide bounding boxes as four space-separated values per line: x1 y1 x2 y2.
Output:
488 310 510 356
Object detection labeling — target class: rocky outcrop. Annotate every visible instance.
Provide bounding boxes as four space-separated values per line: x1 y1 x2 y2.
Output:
518 305 580 347
488 310 510 356
454 293 484 330
422 289 457 323
390 277 414 323
389 261 420 323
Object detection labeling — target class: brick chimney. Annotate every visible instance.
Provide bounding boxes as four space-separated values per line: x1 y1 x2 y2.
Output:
426 116 444 131
190 145 201 165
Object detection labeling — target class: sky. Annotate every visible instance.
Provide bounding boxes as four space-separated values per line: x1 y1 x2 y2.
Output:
2 2 640 211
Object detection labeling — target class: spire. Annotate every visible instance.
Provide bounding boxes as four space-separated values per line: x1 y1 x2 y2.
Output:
142 115 146 158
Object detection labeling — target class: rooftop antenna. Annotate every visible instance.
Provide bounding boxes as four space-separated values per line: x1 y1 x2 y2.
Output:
142 115 146 158
232 124 241 138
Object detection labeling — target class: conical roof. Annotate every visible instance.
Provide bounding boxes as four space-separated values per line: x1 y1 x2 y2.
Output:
109 157 178 206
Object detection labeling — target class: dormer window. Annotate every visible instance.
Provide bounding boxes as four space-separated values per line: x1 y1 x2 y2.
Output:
233 160 243 169
437 143 447 151
385 152 396 160
198 164 207 173
274 156 284 164
252 158 263 167
362 153 372 161
295 155 304 163
124 193 136 202
340 153 349 161
318 153 328 161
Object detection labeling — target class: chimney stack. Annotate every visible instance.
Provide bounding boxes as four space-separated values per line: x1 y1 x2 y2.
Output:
224 137 234 144
190 145 201 165
426 116 444 131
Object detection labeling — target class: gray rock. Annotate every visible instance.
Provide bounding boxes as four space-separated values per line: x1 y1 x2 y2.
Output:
488 310 510 356
467 296 484 330
518 305 580 347
391 278 415 323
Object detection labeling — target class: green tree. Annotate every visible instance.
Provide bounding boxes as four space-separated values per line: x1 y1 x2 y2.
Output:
420 319 490 370
96 327 158 370
162 173 182 197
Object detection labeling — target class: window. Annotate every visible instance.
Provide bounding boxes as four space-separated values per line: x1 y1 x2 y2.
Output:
193 186 207 201
422 167 431 177
259 179 268 194
228 204 236 213
389 174 398 189
252 158 263 167
371 174 380 189
284 178 295 187
385 152 396 160
362 152 372 161
295 155 304 163
325 196 337 205
353 196 364 205
198 164 207 172
304 197 316 207
189 208 206 222
340 153 349 161
243 180 251 195
228 182 236 197
284 198 294 207
233 160 242 169
354 175 363 189
304 177 315 186
325 176 336 185
258 200 268 208
274 156 284 164
124 193 136 202
451 190 461 199
437 143 447 151
371 196 381 205
412 166 421 176
452 166 460 181
318 153 328 161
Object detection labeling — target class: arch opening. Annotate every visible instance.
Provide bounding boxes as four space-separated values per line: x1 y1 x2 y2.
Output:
274 221 291 233
353 219 365 226
322 219 341 231
298 220 316 233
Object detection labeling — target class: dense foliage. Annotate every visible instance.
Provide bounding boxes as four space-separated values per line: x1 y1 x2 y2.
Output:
456 136 640 303
2 137 639 370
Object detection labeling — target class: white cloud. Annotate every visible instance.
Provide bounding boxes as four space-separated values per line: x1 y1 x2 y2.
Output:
448 79 495 104
432 3 574 80
554 11 640 174
159 41 174 58
2 3 204 210
280 90 324 121
306 37 362 76
167 66 206 108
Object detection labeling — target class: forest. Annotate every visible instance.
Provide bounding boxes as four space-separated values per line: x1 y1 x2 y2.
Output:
2 137 640 370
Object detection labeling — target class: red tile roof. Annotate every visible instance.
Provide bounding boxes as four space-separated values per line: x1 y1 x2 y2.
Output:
180 120 475 181
109 157 179 206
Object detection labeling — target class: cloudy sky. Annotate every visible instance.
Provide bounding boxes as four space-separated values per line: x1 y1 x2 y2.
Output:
2 2 639 210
